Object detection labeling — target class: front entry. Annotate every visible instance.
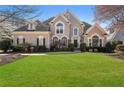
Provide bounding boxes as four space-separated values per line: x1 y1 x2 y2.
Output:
92 35 99 47
74 40 78 48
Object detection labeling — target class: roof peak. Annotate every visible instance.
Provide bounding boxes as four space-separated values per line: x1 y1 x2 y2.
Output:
63 9 73 15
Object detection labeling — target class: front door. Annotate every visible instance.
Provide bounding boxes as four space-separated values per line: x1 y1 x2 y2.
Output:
74 40 78 48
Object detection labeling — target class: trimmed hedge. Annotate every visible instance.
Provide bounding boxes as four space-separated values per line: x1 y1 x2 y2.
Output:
68 43 74 52
12 43 47 53
80 43 86 52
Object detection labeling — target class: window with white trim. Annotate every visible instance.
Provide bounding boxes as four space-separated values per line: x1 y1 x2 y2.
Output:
17 36 23 44
56 23 64 34
28 23 35 30
38 36 43 46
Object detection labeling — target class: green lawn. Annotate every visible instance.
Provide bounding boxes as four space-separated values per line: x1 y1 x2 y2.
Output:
0 53 124 87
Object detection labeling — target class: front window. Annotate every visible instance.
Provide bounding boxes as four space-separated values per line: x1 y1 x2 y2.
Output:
56 23 64 34
17 36 23 44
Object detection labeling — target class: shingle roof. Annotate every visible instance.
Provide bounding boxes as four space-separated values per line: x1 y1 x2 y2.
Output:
43 17 55 25
14 20 50 31
14 17 91 33
82 21 92 33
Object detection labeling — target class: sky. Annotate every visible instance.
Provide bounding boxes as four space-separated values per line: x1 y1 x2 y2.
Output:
37 5 95 24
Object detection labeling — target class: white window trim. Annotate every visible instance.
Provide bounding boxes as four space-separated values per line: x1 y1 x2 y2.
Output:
55 21 65 35
38 36 44 45
18 36 23 44
52 35 60 40
28 23 36 30
73 27 79 36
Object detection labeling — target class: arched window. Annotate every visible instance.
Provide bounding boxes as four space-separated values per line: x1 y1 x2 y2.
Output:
73 28 78 35
92 35 99 47
56 23 64 34
60 37 67 48
53 37 59 46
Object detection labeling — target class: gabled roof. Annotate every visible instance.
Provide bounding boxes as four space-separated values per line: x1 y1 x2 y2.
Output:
85 23 107 34
63 10 84 25
82 21 92 33
14 25 28 31
50 14 70 23
14 20 50 32
43 17 55 25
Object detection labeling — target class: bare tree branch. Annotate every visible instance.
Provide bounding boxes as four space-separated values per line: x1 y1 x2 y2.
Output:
95 5 124 31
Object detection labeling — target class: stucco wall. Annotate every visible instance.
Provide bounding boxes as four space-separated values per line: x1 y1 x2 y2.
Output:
12 31 50 48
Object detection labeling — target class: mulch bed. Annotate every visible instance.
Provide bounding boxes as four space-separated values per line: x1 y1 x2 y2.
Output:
0 54 26 65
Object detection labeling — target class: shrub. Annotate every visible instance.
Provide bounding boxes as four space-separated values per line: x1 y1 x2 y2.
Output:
98 47 106 52
50 45 56 51
12 43 31 52
68 43 74 52
80 43 86 52
50 44 59 52
37 45 47 52
86 47 90 52
105 42 113 53
0 39 12 52
12 45 23 52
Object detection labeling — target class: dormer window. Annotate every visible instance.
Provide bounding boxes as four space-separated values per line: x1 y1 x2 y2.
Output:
30 23 33 30
28 23 35 31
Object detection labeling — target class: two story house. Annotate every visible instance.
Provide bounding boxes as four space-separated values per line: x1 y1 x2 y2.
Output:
12 10 108 49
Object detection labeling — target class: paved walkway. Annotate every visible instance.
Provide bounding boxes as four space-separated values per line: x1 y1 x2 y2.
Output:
0 54 10 56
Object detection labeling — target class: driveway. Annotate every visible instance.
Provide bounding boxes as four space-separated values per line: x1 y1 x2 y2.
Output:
0 54 25 65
